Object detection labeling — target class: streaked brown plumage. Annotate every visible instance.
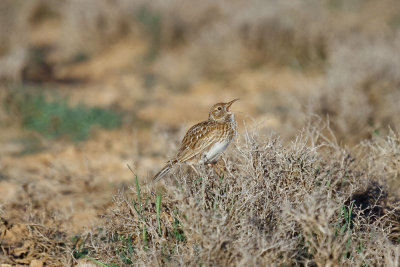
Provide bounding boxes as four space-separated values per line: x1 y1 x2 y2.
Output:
153 99 239 181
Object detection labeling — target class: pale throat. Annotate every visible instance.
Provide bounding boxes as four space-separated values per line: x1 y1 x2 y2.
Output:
225 114 236 126
228 113 235 122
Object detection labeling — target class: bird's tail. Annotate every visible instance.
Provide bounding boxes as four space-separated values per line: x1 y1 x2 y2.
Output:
153 160 177 182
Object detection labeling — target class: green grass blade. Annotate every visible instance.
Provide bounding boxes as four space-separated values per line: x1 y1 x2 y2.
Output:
85 256 110 267
142 224 148 249
127 165 147 247
156 193 162 235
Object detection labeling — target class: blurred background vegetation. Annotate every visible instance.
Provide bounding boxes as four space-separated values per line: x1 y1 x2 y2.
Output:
1 0 400 264
1 0 400 147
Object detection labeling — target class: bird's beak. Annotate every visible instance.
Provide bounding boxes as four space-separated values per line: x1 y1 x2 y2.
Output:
226 98 239 112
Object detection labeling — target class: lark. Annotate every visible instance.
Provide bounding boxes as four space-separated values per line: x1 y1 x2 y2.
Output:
153 99 239 181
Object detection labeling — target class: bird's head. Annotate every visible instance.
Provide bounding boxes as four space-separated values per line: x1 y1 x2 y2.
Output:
208 99 239 122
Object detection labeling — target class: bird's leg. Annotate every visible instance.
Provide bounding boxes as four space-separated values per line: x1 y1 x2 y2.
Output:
189 164 200 177
207 161 223 178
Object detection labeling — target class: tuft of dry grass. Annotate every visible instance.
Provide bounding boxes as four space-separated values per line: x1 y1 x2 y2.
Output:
72 124 400 266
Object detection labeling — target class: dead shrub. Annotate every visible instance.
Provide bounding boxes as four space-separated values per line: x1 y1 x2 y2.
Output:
80 125 400 266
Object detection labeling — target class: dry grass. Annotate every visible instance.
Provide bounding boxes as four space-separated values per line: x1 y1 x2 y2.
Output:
0 219 71 266
1 119 400 265
68 123 400 266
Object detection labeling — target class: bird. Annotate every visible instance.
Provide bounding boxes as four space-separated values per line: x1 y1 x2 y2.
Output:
153 99 239 181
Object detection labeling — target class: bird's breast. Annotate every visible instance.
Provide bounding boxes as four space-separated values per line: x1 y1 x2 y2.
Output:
201 139 230 164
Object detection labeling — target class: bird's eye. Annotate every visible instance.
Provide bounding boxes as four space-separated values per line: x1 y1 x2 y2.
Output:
217 107 222 111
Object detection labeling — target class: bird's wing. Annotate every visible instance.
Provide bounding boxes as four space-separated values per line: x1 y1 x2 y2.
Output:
176 121 223 163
